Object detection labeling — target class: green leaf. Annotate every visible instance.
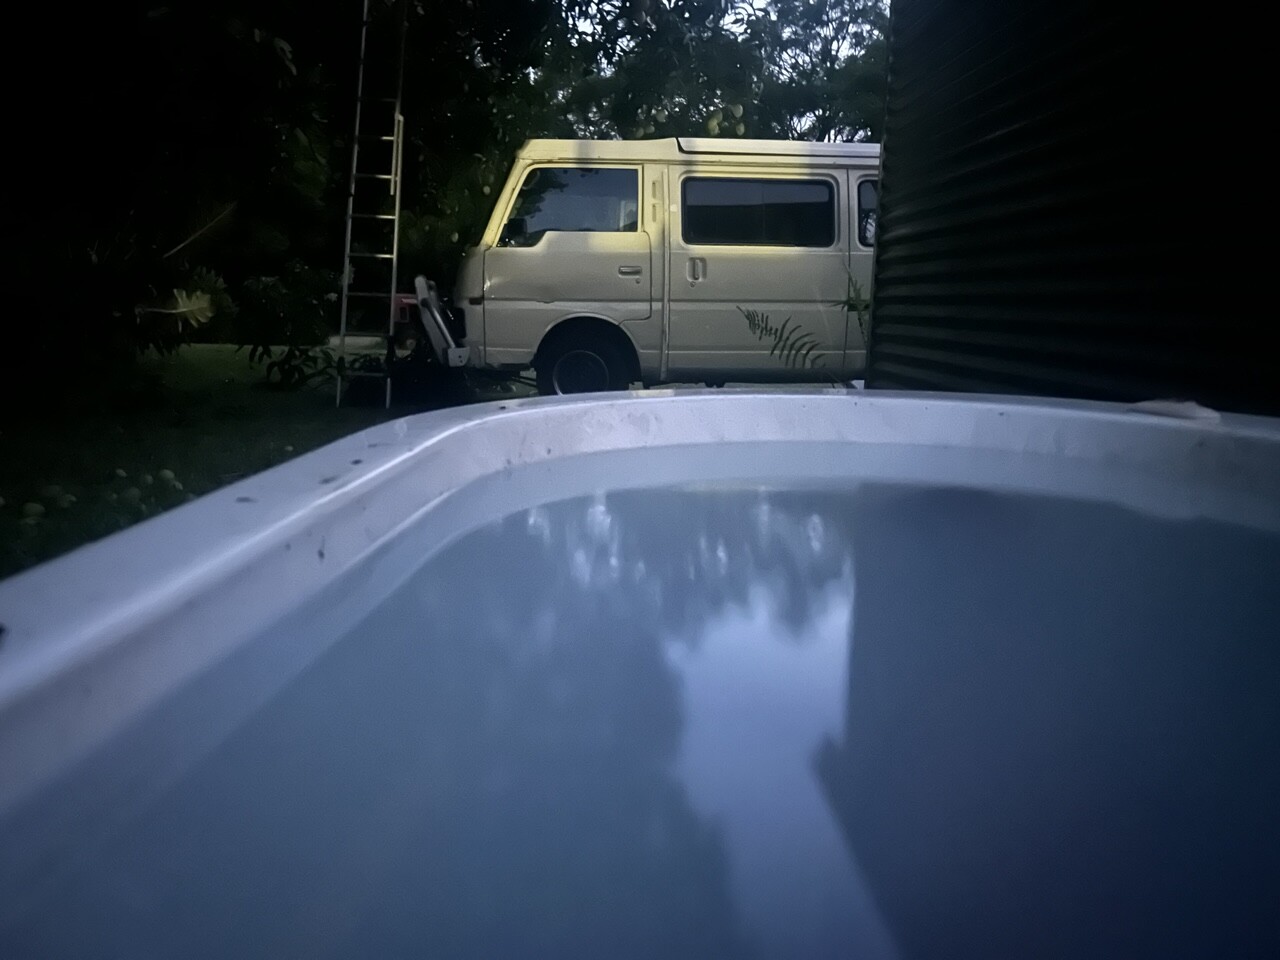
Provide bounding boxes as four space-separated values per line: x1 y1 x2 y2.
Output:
170 289 214 325
273 37 297 76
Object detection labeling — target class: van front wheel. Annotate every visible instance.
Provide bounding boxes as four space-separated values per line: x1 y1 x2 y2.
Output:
535 334 629 395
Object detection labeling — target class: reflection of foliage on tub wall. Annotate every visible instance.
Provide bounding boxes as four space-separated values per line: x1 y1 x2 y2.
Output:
738 307 828 371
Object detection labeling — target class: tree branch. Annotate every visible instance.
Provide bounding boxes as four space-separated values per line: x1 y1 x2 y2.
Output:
162 202 237 260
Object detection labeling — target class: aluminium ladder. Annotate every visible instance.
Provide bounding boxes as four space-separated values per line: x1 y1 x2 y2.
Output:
336 0 408 408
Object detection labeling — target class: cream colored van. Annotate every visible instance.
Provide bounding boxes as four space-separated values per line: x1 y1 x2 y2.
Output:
451 138 879 393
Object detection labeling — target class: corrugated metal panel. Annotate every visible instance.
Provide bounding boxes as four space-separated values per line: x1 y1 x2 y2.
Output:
868 0 1279 415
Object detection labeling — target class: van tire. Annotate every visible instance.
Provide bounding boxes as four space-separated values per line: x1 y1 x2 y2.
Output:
535 332 630 395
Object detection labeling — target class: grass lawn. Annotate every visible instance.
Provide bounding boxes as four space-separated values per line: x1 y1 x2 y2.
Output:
0 344 519 580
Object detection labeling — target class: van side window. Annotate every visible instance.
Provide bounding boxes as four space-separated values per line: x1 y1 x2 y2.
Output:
500 167 638 247
682 178 835 247
858 179 878 247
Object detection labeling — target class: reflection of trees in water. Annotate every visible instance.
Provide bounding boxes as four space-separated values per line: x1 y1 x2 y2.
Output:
520 488 853 643
345 488 855 957
0 491 858 960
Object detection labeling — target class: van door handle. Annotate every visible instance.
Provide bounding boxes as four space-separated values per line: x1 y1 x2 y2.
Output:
618 265 642 276
686 257 706 283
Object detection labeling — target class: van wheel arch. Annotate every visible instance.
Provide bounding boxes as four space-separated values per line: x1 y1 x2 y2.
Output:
533 318 641 395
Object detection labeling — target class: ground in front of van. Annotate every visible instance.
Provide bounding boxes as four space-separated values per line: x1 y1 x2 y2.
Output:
0 345 527 579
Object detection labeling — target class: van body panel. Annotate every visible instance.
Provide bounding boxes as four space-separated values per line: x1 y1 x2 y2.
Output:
841 169 879 377
620 162 669 381
454 247 486 364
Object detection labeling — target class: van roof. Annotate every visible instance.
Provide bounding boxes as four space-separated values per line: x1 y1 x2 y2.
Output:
516 137 880 164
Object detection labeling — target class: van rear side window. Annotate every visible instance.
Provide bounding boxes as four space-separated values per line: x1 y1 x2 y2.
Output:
682 178 835 247
502 167 638 246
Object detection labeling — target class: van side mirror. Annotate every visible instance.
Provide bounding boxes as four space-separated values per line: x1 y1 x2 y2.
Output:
499 217 529 247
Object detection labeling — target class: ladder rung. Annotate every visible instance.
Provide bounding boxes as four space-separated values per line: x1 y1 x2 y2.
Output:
345 370 389 379
354 173 395 180
351 213 397 220
357 135 397 141
346 290 396 298
349 252 395 259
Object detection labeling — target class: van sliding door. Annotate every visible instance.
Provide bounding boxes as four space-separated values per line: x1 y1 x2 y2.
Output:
666 170 848 382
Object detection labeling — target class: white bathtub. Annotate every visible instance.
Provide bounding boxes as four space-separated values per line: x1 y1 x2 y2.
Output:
2 390 1278 959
